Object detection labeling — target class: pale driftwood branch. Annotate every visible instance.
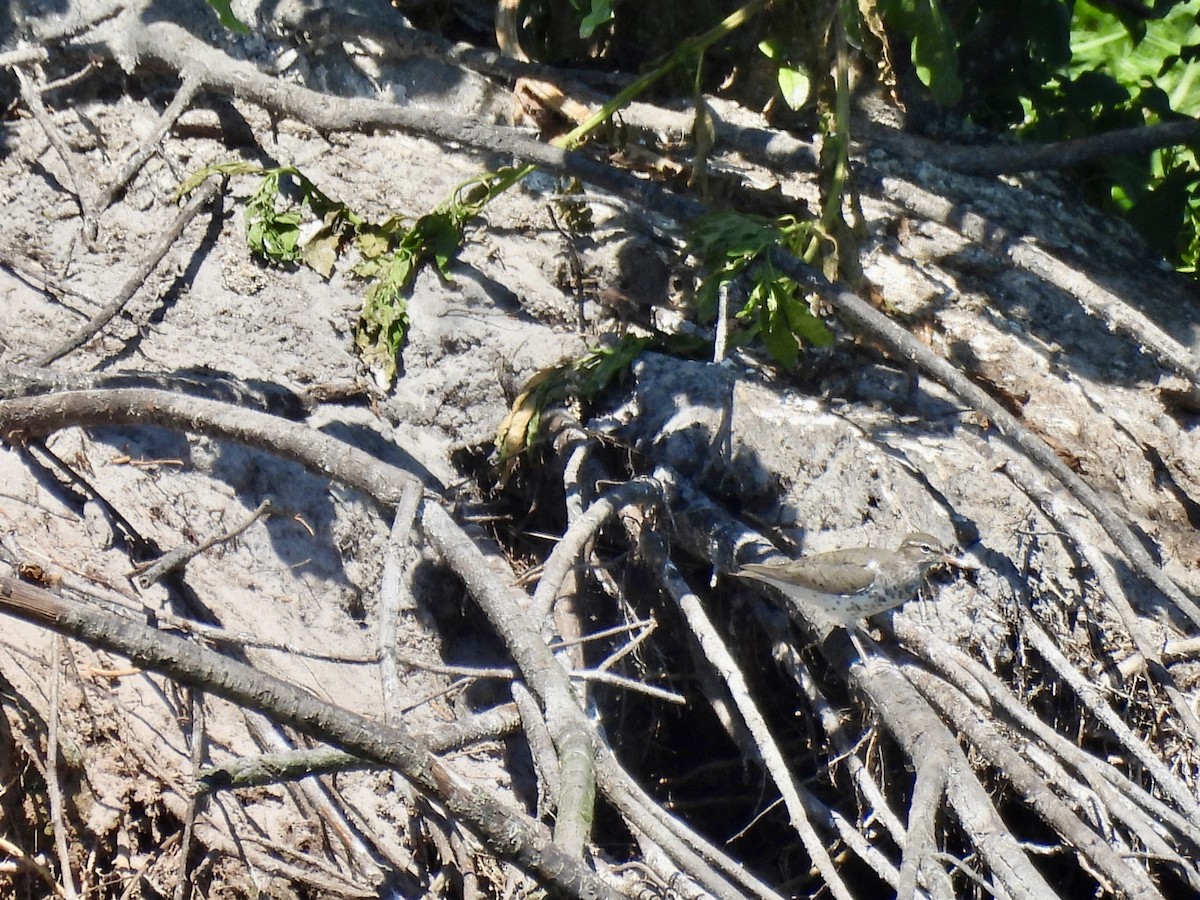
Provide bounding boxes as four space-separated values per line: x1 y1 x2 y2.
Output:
0 575 626 900
644 531 858 900
766 248 1200 633
199 703 522 791
872 170 1200 386
897 742 948 900
906 667 1162 898
512 680 561 817
524 478 664 858
379 480 424 723
0 388 427 503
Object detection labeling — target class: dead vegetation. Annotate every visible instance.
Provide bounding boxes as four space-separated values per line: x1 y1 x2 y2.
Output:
1 1 1199 898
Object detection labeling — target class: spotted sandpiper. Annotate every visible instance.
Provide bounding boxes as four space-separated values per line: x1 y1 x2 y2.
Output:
736 533 959 657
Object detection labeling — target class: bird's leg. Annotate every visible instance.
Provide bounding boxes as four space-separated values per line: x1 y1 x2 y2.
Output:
847 624 871 662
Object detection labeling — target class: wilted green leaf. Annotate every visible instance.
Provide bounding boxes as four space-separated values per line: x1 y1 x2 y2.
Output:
355 277 410 385
301 228 341 278
494 336 651 469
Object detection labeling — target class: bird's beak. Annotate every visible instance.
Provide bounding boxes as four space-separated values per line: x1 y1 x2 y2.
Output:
940 549 977 572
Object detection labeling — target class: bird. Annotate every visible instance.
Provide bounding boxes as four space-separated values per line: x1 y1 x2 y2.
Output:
735 533 959 659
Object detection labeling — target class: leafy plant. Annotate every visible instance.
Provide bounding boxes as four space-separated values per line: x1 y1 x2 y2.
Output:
495 336 652 481
758 38 811 111
179 163 528 384
1018 0 1200 270
1067 0 1199 270
688 212 834 367
876 0 963 106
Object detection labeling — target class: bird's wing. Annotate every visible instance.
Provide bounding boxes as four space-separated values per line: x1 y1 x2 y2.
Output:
738 558 876 596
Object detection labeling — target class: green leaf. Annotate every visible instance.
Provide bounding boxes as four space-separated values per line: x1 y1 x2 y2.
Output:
909 0 961 105
205 0 251 35
579 0 613 39
1126 167 1195 259
879 0 962 106
781 291 834 348
758 39 784 60
776 65 811 111
175 161 261 200
758 284 800 368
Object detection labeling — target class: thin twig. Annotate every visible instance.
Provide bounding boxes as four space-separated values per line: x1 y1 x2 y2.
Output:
33 177 224 365
0 834 66 896
0 575 626 900
513 681 560 818
93 74 202 219
136 499 273 587
173 691 205 900
197 703 522 791
529 478 663 623
47 639 79 900
644 532 857 900
14 64 98 243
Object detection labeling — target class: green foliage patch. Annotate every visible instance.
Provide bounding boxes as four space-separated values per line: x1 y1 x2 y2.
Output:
179 163 527 384
688 212 834 367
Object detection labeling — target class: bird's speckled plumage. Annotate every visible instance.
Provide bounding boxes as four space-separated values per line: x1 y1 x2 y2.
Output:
736 533 954 627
